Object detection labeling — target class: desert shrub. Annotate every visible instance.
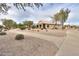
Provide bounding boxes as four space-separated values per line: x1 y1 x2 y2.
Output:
0 25 3 32
28 28 31 30
62 26 66 29
55 27 58 29
41 28 43 30
0 32 6 35
15 34 24 40
4 29 7 31
19 26 26 30
37 30 39 32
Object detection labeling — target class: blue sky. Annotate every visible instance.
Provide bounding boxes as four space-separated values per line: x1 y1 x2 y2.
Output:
0 3 79 25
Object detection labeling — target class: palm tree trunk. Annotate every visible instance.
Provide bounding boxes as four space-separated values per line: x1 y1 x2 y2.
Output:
61 20 64 29
53 21 57 29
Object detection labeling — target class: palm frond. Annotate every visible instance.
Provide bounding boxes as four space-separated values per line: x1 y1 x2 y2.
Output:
0 3 43 14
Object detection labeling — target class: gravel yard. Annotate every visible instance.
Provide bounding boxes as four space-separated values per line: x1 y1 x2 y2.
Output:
0 31 58 56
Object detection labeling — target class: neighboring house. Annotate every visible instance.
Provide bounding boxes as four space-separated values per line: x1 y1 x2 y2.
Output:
36 20 79 29
36 20 61 29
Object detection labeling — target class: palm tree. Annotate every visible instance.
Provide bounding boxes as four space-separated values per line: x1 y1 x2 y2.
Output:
53 13 60 29
56 8 70 29
59 8 70 29
0 3 10 14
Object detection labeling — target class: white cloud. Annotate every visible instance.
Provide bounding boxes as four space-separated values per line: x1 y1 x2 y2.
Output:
0 3 79 25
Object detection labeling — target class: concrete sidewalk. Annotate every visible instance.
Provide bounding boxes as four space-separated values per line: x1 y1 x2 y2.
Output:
56 30 79 56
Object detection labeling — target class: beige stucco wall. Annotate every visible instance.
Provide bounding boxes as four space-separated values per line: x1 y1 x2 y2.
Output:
37 23 62 29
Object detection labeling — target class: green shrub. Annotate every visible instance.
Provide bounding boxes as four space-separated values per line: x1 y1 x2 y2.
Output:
17 23 26 30
0 32 6 35
15 34 24 40
20 26 26 30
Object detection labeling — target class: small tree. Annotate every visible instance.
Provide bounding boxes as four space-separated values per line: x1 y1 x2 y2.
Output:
53 13 60 29
2 19 16 30
23 21 33 30
32 24 36 29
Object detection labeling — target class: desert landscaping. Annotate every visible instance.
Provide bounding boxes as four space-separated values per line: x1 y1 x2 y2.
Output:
0 3 79 56
0 28 79 56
